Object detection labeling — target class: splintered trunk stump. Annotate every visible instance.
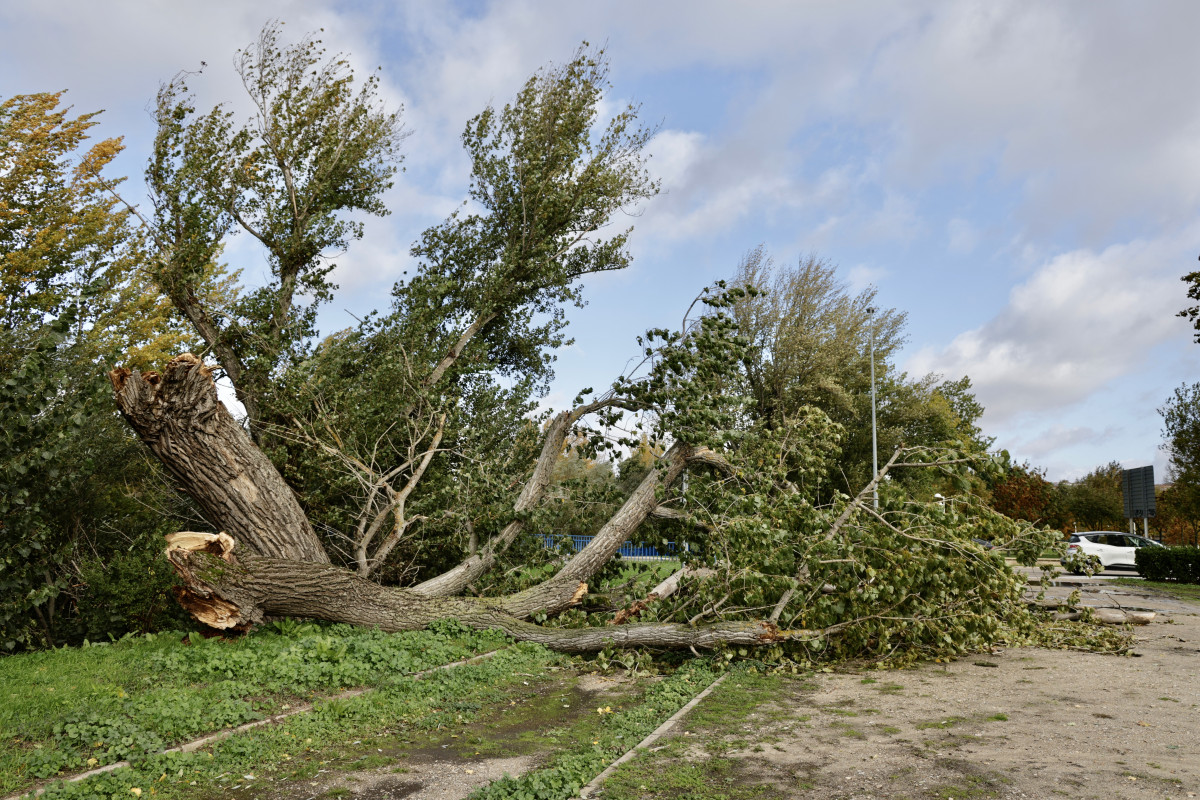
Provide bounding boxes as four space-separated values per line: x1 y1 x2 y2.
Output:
110 355 328 563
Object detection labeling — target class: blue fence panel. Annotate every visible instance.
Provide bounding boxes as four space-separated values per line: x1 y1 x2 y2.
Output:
534 534 679 561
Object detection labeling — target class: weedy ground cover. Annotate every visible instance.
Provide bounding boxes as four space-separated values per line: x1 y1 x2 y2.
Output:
2 620 507 795
469 662 722 800
28 642 567 798
18 637 730 800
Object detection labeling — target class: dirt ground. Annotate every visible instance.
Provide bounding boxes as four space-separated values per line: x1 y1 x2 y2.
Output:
253 674 637 800
252 579 1199 800
637 577 1200 800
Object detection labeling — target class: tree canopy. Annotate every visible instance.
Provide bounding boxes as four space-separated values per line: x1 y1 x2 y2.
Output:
143 22 406 431
0 92 200 649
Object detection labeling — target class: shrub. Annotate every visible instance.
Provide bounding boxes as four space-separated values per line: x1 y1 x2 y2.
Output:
74 542 193 640
1135 546 1200 583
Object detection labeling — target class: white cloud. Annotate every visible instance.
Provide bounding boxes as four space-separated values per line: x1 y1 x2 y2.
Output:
861 0 1200 239
846 264 888 293
646 129 707 190
907 229 1199 424
1009 424 1116 462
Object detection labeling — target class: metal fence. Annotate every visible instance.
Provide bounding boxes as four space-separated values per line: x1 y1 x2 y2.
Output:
534 534 679 561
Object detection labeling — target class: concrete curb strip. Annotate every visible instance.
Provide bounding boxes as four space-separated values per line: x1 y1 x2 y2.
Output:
576 672 729 799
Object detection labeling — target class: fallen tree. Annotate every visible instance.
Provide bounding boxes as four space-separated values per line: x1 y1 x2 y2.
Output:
99 29 1089 662
110 352 806 652
110 344 1074 658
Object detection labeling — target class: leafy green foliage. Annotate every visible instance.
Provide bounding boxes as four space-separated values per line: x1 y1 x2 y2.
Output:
149 620 504 693
265 43 660 578
0 92 206 650
1062 550 1104 576
73 541 192 641
146 21 405 427
1059 461 1125 532
1158 382 1200 543
729 249 989 499
1181 267 1200 342
0 621 507 793
1135 546 1200 583
400 43 658 396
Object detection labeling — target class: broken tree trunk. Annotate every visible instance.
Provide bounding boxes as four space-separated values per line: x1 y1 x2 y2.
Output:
166 532 798 652
110 355 328 563
116 355 798 652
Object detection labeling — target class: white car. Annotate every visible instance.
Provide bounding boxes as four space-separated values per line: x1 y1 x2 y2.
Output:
1062 531 1166 573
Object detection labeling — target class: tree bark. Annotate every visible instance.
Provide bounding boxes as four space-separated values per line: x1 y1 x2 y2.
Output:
110 355 328 563
166 533 797 652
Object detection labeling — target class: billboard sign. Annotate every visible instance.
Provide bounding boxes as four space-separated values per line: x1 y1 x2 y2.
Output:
1121 465 1156 519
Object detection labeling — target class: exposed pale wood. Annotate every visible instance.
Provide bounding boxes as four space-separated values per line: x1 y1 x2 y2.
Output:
164 531 236 560
611 567 718 625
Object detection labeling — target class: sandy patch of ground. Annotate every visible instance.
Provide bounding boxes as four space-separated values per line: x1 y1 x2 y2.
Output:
674 580 1200 799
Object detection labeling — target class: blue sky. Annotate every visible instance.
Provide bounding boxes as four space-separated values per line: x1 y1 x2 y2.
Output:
3 0 1198 481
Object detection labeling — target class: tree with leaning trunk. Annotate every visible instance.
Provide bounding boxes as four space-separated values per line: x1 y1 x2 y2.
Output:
109 301 800 652
111 31 1067 659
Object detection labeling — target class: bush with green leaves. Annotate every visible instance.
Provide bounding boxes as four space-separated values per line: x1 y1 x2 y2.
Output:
1135 546 1200 583
74 541 193 641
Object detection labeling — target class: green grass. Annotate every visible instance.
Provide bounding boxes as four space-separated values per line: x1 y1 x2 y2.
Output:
15 636 740 800
588 668 816 800
600 743 783 800
1111 578 1200 602
0 620 508 795
21 641 559 799
470 663 728 799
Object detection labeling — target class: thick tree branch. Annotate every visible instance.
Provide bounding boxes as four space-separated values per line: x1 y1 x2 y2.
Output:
411 393 643 597
499 441 690 618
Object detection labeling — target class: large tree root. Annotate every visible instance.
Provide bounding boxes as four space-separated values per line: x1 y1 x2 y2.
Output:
167 533 801 653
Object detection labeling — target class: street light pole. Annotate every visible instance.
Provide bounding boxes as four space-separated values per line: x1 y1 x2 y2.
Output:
867 306 878 509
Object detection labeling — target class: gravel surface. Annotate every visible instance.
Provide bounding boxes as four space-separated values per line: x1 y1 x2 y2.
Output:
695 580 1200 799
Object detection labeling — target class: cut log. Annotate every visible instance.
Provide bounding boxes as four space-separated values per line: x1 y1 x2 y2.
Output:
1050 608 1156 625
1093 608 1155 625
